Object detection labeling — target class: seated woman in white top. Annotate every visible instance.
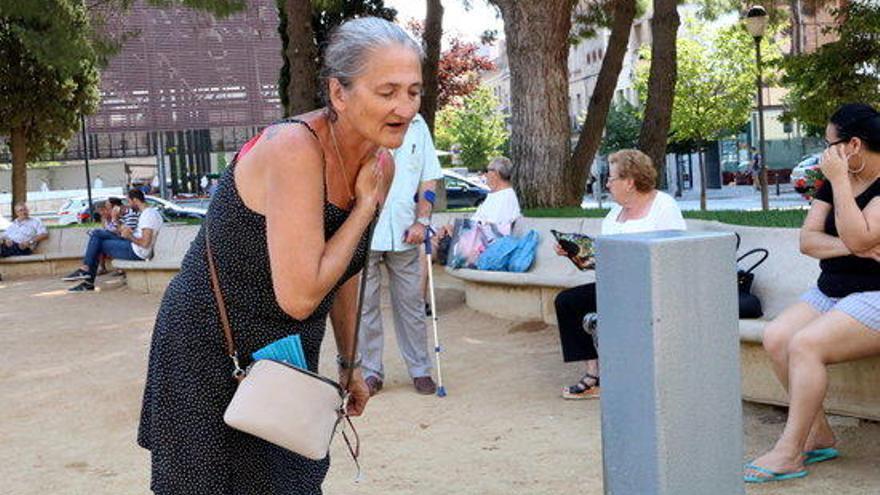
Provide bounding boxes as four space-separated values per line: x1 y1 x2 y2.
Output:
555 149 686 399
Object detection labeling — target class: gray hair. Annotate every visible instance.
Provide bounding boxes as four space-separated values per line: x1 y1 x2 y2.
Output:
488 156 513 182
320 17 424 118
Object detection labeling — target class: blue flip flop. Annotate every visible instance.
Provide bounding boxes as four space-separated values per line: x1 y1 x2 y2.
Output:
804 447 839 465
744 463 808 483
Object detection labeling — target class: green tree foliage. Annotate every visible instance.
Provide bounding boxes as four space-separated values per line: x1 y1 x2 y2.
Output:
597 99 642 155
780 0 880 133
636 20 781 149
571 0 648 43
434 86 508 171
0 0 101 206
636 19 781 208
276 0 396 113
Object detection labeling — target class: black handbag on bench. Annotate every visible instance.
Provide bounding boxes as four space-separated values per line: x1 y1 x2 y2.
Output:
735 233 769 319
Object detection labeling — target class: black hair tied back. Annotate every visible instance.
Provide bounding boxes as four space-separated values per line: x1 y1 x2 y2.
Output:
829 103 880 152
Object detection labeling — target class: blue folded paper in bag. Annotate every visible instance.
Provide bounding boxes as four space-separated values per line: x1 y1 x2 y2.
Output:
252 334 308 369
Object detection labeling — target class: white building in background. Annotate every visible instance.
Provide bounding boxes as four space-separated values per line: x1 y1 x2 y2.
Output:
481 11 652 136
482 38 511 126
567 16 651 132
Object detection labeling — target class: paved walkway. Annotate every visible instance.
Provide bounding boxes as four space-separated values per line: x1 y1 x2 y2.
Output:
1 273 878 494
583 184 810 212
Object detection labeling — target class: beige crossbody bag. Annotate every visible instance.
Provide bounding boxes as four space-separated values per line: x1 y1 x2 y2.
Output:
204 221 371 469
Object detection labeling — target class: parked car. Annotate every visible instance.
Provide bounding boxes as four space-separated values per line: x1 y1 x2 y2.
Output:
443 170 488 208
145 195 207 220
57 196 110 225
58 195 207 225
790 153 822 193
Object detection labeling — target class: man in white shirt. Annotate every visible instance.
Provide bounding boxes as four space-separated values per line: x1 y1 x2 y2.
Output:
469 156 521 234
1 203 49 257
63 189 164 291
433 156 522 248
358 114 442 396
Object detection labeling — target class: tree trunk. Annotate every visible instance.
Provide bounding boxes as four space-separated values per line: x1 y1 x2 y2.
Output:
284 0 319 115
490 0 572 208
421 0 444 135
790 0 803 55
637 0 679 189
569 0 637 202
699 147 707 211
10 127 28 210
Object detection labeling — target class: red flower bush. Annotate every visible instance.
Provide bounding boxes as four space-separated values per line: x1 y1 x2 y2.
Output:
799 169 825 201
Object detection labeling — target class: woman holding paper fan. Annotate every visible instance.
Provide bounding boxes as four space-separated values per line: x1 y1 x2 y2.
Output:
555 149 685 399
137 18 422 494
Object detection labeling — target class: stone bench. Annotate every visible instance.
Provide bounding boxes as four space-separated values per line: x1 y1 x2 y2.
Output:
444 217 880 421
0 227 90 278
112 225 199 293
708 222 880 422
444 216 599 322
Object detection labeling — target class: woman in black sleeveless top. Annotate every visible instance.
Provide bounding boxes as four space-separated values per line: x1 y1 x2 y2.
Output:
137 18 425 494
746 104 880 483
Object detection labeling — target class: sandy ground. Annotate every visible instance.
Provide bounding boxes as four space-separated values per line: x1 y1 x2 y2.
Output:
1 272 879 495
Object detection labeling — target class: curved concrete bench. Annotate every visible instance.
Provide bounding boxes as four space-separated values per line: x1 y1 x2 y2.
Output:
446 217 598 322
444 217 880 421
0 227 89 278
112 225 199 293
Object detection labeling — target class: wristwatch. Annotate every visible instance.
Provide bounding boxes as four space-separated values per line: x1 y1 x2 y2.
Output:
336 353 362 370
416 216 431 226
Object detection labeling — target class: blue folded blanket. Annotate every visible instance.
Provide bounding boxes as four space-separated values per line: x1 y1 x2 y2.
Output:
252 334 307 369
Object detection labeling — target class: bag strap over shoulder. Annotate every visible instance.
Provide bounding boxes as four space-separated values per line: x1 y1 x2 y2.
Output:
204 225 245 380
204 214 377 383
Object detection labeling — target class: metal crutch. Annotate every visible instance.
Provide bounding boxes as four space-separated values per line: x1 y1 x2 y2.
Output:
424 226 447 397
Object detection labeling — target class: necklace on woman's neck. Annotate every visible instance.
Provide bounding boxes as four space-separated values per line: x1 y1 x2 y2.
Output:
328 120 356 206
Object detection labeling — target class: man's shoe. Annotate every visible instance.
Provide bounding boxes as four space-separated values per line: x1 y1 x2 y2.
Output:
68 281 95 292
365 376 383 397
62 269 90 281
413 376 436 395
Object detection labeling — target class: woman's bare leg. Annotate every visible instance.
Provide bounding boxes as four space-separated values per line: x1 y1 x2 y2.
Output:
761 302 835 451
747 310 880 478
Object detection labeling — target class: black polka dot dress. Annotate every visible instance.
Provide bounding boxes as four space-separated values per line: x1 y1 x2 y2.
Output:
137 128 370 494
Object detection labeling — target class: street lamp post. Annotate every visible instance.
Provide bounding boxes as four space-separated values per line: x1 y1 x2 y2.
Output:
80 114 94 221
745 5 769 211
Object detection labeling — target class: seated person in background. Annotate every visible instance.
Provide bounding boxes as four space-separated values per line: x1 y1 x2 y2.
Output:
92 199 123 275
469 156 521 234
745 103 880 483
119 197 141 231
103 197 126 234
422 157 521 313
1 202 48 257
434 156 521 245
555 149 685 400
63 189 164 291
